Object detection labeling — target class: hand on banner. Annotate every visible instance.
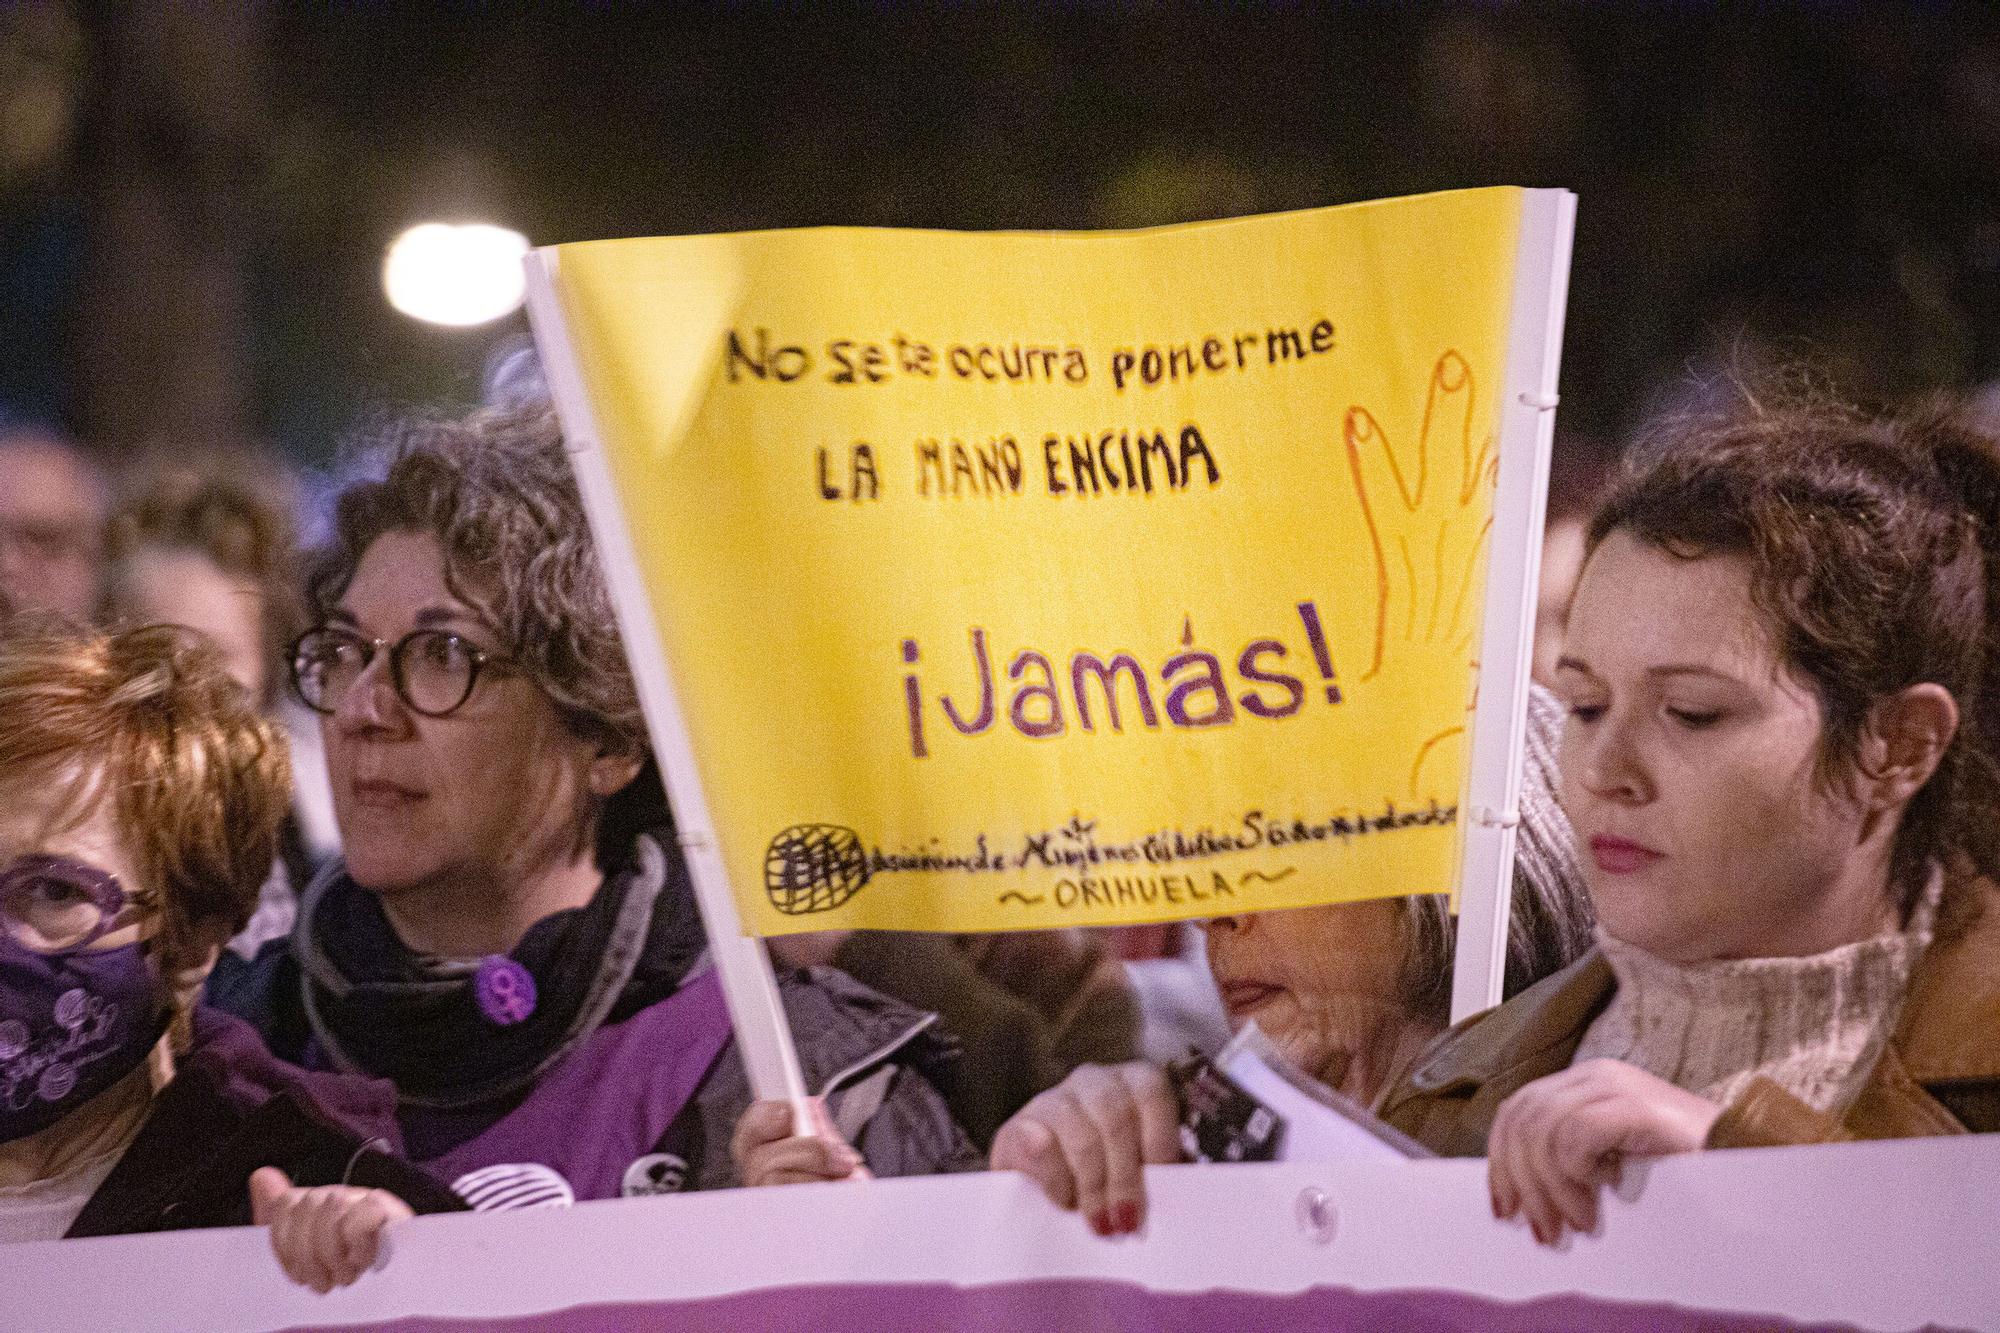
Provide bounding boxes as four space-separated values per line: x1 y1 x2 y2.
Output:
988 1062 1183 1237
250 1166 413 1293
732 1096 873 1187
1487 1059 1721 1246
1342 350 1497 795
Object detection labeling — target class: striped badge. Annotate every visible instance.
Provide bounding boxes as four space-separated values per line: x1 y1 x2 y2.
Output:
451 1162 576 1211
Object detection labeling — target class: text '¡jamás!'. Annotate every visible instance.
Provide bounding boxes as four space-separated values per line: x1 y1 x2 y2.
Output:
899 602 1342 759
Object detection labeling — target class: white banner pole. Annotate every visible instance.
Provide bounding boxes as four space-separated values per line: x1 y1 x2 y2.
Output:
1448 189 1576 1023
523 251 810 1110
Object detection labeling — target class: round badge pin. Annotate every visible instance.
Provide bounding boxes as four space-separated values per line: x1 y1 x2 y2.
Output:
473 955 537 1026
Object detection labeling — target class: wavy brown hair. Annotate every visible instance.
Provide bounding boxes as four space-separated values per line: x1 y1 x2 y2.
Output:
1589 388 2000 910
0 623 291 989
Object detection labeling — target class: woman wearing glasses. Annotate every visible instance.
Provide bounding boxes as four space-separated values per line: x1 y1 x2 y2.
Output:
211 404 976 1207
0 623 459 1275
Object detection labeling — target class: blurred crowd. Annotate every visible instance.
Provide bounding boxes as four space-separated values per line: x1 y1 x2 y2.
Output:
0 351 1997 1287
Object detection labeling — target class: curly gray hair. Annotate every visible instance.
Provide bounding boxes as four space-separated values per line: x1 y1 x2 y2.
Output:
310 402 643 751
1397 683 1594 1024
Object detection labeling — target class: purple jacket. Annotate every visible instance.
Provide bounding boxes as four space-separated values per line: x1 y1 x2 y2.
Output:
65 1006 464 1237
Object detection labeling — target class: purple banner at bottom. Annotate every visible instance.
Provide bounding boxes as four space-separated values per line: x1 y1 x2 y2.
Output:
290 1277 1959 1333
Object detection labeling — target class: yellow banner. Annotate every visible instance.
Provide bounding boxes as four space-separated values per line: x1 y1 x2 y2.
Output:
547 188 1524 934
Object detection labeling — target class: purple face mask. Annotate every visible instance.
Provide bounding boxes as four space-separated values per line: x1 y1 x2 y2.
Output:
0 861 170 1144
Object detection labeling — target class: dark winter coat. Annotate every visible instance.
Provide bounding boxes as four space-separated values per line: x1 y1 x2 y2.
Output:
207 837 980 1202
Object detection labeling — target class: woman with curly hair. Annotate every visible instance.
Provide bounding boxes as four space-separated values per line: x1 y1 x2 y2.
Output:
1378 393 2000 1245
211 402 976 1209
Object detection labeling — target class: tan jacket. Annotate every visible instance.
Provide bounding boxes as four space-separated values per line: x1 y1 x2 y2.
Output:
1378 875 2000 1155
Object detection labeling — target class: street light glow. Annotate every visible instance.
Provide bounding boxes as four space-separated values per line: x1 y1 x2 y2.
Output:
382 222 530 326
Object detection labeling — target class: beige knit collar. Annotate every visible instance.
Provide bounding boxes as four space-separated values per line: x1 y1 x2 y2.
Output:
1577 867 1943 1115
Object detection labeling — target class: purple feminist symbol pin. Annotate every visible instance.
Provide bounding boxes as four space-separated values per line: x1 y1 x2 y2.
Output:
474 956 537 1026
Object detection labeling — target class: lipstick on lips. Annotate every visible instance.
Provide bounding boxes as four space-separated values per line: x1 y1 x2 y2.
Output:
1589 835 1663 875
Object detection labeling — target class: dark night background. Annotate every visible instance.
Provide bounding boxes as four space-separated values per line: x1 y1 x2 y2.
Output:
4 3 1998 467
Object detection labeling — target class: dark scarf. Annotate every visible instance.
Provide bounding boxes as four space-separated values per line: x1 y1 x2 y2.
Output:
294 833 707 1109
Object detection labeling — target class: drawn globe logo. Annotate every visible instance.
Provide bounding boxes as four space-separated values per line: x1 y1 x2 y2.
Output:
764 824 871 915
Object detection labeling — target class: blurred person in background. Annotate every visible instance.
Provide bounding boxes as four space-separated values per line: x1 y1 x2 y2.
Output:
103 451 338 959
1379 392 2000 1246
738 687 1593 1226
211 403 978 1207
0 413 107 627
1532 435 1617 690
0 622 459 1269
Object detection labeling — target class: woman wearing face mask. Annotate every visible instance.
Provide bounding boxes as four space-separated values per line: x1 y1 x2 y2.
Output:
0 623 459 1264
1377 395 2000 1246
210 404 976 1206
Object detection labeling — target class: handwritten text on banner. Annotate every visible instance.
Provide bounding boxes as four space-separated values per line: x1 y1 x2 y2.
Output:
548 189 1524 933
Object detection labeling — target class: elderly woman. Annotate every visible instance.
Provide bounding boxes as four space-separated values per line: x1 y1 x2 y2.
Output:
1377 397 2000 1246
735 687 1593 1222
0 623 458 1263
211 404 976 1205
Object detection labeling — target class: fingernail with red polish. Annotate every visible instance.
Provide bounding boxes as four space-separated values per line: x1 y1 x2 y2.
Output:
1089 1210 1112 1237
1116 1202 1140 1234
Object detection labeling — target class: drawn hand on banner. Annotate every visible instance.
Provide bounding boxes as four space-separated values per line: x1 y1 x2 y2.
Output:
251 1166 413 1293
1343 349 1497 795
732 1096 873 1187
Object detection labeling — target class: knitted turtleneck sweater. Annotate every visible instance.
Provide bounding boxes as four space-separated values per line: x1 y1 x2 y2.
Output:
1573 869 1943 1116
